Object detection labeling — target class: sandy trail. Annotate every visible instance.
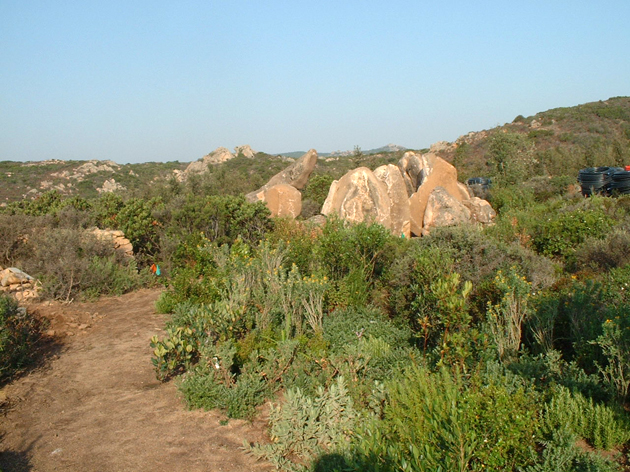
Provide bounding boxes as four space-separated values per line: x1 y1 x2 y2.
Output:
0 289 272 472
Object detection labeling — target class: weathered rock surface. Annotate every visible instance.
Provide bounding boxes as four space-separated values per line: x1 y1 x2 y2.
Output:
407 153 470 236
422 187 472 233
318 150 495 236
321 167 392 229
89 228 134 257
185 147 235 175
463 197 497 224
374 164 411 237
246 149 318 205
261 184 302 218
1 268 34 287
398 152 425 195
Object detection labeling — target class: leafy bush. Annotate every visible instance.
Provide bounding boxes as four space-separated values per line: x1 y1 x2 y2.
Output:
354 365 540 471
533 207 614 258
25 227 144 300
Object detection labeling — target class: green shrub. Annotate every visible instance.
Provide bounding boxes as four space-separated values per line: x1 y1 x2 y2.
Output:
323 306 411 354
0 295 45 382
533 207 614 258
358 365 539 471
542 386 630 450
525 427 622 472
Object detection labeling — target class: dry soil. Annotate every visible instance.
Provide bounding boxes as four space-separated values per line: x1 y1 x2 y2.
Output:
0 289 273 472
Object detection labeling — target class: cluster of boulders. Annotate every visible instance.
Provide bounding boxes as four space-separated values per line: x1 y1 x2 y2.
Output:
0 267 39 302
248 149 495 236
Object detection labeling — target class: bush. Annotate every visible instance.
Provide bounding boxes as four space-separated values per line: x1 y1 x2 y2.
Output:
249 377 358 470
323 306 410 353
354 365 540 471
533 207 614 259
542 386 630 450
23 227 144 300
0 295 45 383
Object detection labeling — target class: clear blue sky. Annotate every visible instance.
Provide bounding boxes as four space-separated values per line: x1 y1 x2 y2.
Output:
1 1 629 164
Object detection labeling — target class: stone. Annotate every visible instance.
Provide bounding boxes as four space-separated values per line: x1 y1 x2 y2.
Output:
97 178 125 194
262 184 302 218
246 149 318 203
89 228 134 257
398 152 424 195
407 153 470 236
463 197 497 225
321 167 392 229
0 268 34 287
422 187 472 234
373 164 411 237
307 214 327 226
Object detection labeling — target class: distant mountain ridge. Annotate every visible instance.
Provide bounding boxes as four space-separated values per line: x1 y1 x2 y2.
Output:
278 144 407 159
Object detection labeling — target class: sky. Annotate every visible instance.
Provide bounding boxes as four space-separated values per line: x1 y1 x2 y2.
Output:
1 1 629 164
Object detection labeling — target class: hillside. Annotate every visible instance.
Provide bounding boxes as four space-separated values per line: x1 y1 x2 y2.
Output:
435 96 630 180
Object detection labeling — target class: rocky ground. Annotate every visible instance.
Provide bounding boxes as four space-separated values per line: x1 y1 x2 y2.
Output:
0 289 272 472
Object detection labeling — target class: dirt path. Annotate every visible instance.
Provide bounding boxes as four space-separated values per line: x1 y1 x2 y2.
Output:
0 289 273 472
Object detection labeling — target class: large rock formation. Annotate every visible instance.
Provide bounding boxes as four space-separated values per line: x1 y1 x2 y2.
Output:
318 151 495 236
262 184 302 218
321 167 392 229
246 149 318 205
234 145 256 158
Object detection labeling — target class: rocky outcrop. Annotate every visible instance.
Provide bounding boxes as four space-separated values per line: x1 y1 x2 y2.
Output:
184 145 257 178
89 228 134 257
246 149 318 204
262 184 302 218
185 147 235 175
1 267 34 287
234 145 256 158
318 151 495 236
321 167 392 229
373 164 411 237
97 179 126 194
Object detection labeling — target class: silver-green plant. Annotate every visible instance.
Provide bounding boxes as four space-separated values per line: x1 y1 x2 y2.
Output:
248 376 357 471
487 266 532 361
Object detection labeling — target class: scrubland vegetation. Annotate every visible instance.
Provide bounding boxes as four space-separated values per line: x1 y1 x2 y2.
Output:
3 97 630 470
